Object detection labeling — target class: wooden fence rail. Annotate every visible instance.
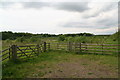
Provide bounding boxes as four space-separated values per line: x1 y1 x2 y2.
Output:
49 42 119 55
0 42 50 62
0 47 11 61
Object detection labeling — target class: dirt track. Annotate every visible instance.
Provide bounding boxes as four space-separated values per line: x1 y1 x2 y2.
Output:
41 59 118 78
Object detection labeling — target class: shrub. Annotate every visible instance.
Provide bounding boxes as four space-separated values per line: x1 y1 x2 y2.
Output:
65 37 74 42
15 37 26 43
58 35 65 41
29 36 41 43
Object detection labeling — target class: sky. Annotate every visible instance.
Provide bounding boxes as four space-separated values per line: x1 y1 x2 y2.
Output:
0 0 119 35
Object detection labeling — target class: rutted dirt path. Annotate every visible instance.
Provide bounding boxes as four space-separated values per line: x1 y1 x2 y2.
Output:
24 51 118 78
41 59 118 78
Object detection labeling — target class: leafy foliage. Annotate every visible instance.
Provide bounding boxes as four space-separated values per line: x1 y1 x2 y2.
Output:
1 31 118 44
58 35 65 41
1 31 94 40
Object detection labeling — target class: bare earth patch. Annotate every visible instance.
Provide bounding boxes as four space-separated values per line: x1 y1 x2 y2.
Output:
41 58 118 78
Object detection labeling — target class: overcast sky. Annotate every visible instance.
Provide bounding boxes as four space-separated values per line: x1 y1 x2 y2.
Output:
0 0 119 35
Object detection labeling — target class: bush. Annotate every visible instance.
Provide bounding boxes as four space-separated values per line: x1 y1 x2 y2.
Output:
29 37 37 42
4 39 11 43
29 36 41 43
65 37 74 42
58 35 65 41
15 37 26 42
74 36 88 43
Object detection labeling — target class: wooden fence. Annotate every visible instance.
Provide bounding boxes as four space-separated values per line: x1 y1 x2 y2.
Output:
0 42 50 61
49 42 119 55
0 42 119 62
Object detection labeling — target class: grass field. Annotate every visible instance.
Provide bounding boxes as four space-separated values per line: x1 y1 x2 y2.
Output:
2 50 118 78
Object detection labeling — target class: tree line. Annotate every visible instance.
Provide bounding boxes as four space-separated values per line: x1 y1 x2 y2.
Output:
0 31 111 40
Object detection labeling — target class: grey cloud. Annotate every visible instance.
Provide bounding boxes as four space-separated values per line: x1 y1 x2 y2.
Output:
22 2 51 9
53 2 89 12
62 22 83 28
0 2 51 9
97 19 117 27
23 2 90 12
0 2 90 12
102 2 117 12
62 19 117 29
83 2 117 18
82 13 99 18
0 2 16 8
96 16 117 27
62 22 97 28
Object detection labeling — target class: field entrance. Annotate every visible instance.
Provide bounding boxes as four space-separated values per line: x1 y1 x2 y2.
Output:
2 50 118 78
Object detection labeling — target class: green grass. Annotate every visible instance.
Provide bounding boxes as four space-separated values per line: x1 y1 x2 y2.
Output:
88 72 94 75
2 50 70 78
2 50 118 78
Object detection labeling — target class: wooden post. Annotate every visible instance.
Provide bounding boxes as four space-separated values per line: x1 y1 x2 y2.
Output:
48 43 50 50
57 43 58 49
68 42 70 51
80 43 82 53
43 42 46 52
102 44 103 54
74 42 77 52
68 42 72 51
37 44 40 55
40 44 42 53
11 45 17 61
85 43 87 53
8 46 11 59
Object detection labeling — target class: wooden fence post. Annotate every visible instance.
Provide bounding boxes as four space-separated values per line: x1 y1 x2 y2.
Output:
37 44 40 55
9 46 11 59
39 44 42 53
48 43 50 50
11 45 17 61
80 43 82 53
57 43 59 49
68 42 72 51
74 42 77 52
85 43 87 52
43 42 46 52
102 44 103 54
